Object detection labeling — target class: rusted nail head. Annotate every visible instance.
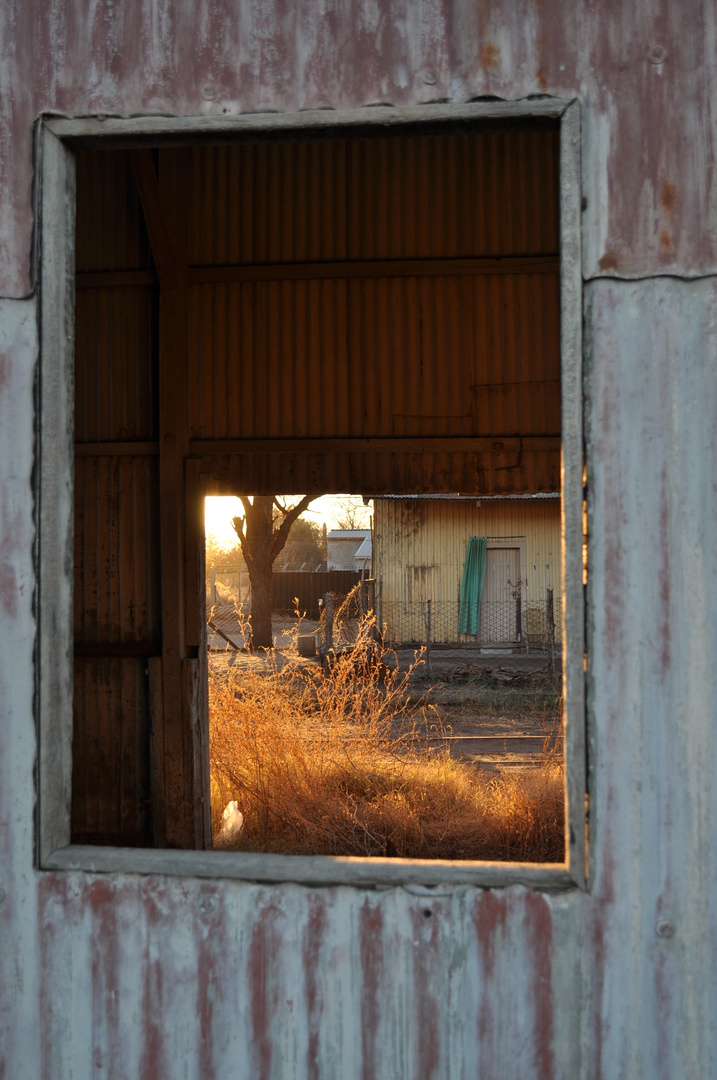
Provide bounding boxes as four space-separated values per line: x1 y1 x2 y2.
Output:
198 895 217 916
422 70 438 85
648 46 668 65
202 85 218 100
656 919 675 938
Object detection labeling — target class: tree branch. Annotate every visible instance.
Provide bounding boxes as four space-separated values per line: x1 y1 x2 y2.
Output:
231 515 246 546
269 494 316 561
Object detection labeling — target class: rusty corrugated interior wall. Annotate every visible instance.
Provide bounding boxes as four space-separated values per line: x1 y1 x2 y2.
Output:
73 125 560 845
186 128 560 494
73 150 160 845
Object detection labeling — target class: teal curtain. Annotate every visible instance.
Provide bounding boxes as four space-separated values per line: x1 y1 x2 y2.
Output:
458 537 487 635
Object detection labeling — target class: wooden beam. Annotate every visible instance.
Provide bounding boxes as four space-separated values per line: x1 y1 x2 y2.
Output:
154 149 197 849
187 254 558 285
183 458 204 651
76 269 157 289
130 149 179 290
189 436 561 456
76 256 557 291
74 441 159 456
74 642 160 658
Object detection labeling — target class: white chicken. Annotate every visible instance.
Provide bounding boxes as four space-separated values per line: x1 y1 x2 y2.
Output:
215 800 244 846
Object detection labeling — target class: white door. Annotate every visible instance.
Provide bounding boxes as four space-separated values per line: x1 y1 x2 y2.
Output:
480 548 521 643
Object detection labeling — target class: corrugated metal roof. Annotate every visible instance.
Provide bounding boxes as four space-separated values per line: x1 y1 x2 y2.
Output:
353 537 373 559
327 529 372 539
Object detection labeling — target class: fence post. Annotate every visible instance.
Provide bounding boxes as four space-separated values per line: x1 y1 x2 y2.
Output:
425 599 432 673
546 586 555 680
323 592 334 653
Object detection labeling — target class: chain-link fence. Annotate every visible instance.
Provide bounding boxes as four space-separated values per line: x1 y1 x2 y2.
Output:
376 594 562 651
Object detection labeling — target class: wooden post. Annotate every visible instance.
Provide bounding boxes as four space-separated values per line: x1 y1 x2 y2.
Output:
546 585 555 681
425 599 432 673
185 459 211 847
516 592 525 653
324 593 334 652
133 147 204 849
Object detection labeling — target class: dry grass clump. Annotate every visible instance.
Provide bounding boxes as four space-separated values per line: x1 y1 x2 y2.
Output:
209 628 565 863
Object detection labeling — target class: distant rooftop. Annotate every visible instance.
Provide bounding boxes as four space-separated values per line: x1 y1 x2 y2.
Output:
354 537 373 559
327 529 373 539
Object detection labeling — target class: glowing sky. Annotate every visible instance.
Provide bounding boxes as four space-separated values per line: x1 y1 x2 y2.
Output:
204 495 371 549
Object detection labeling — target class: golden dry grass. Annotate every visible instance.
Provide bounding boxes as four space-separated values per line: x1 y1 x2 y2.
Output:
209 624 565 862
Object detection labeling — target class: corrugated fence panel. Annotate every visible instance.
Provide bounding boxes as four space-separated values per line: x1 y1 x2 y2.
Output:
273 570 362 617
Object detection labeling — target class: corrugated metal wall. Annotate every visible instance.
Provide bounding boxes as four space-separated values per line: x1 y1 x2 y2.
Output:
1 3 716 1078
185 129 560 494
188 132 559 265
374 496 560 642
73 150 160 846
189 272 560 441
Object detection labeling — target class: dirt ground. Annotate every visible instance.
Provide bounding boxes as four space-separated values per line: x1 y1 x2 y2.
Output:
208 613 563 771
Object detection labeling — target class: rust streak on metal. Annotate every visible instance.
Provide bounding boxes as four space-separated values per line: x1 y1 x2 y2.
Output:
598 252 619 272
249 897 280 1080
526 893 555 1079
359 898 384 1080
480 43 502 69
302 894 329 1080
410 903 442 1079
660 181 677 213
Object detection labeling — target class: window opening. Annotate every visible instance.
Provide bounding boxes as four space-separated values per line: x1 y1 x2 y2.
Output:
207 491 564 862
37 100 584 887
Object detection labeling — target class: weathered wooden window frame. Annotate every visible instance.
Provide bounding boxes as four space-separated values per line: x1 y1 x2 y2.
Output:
35 99 585 889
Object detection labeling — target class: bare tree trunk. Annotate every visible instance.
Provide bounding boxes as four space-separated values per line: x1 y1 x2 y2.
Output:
231 493 316 650
246 559 274 648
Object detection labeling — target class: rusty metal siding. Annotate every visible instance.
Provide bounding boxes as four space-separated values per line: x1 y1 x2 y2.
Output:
72 150 160 846
188 131 559 265
0 274 706 1080
202 442 561 498
185 130 560 494
72 454 159 845
188 272 560 440
75 150 153 274
71 656 152 846
583 277 717 1080
0 4 716 1079
1 3 716 295
75 286 158 442
73 455 161 645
